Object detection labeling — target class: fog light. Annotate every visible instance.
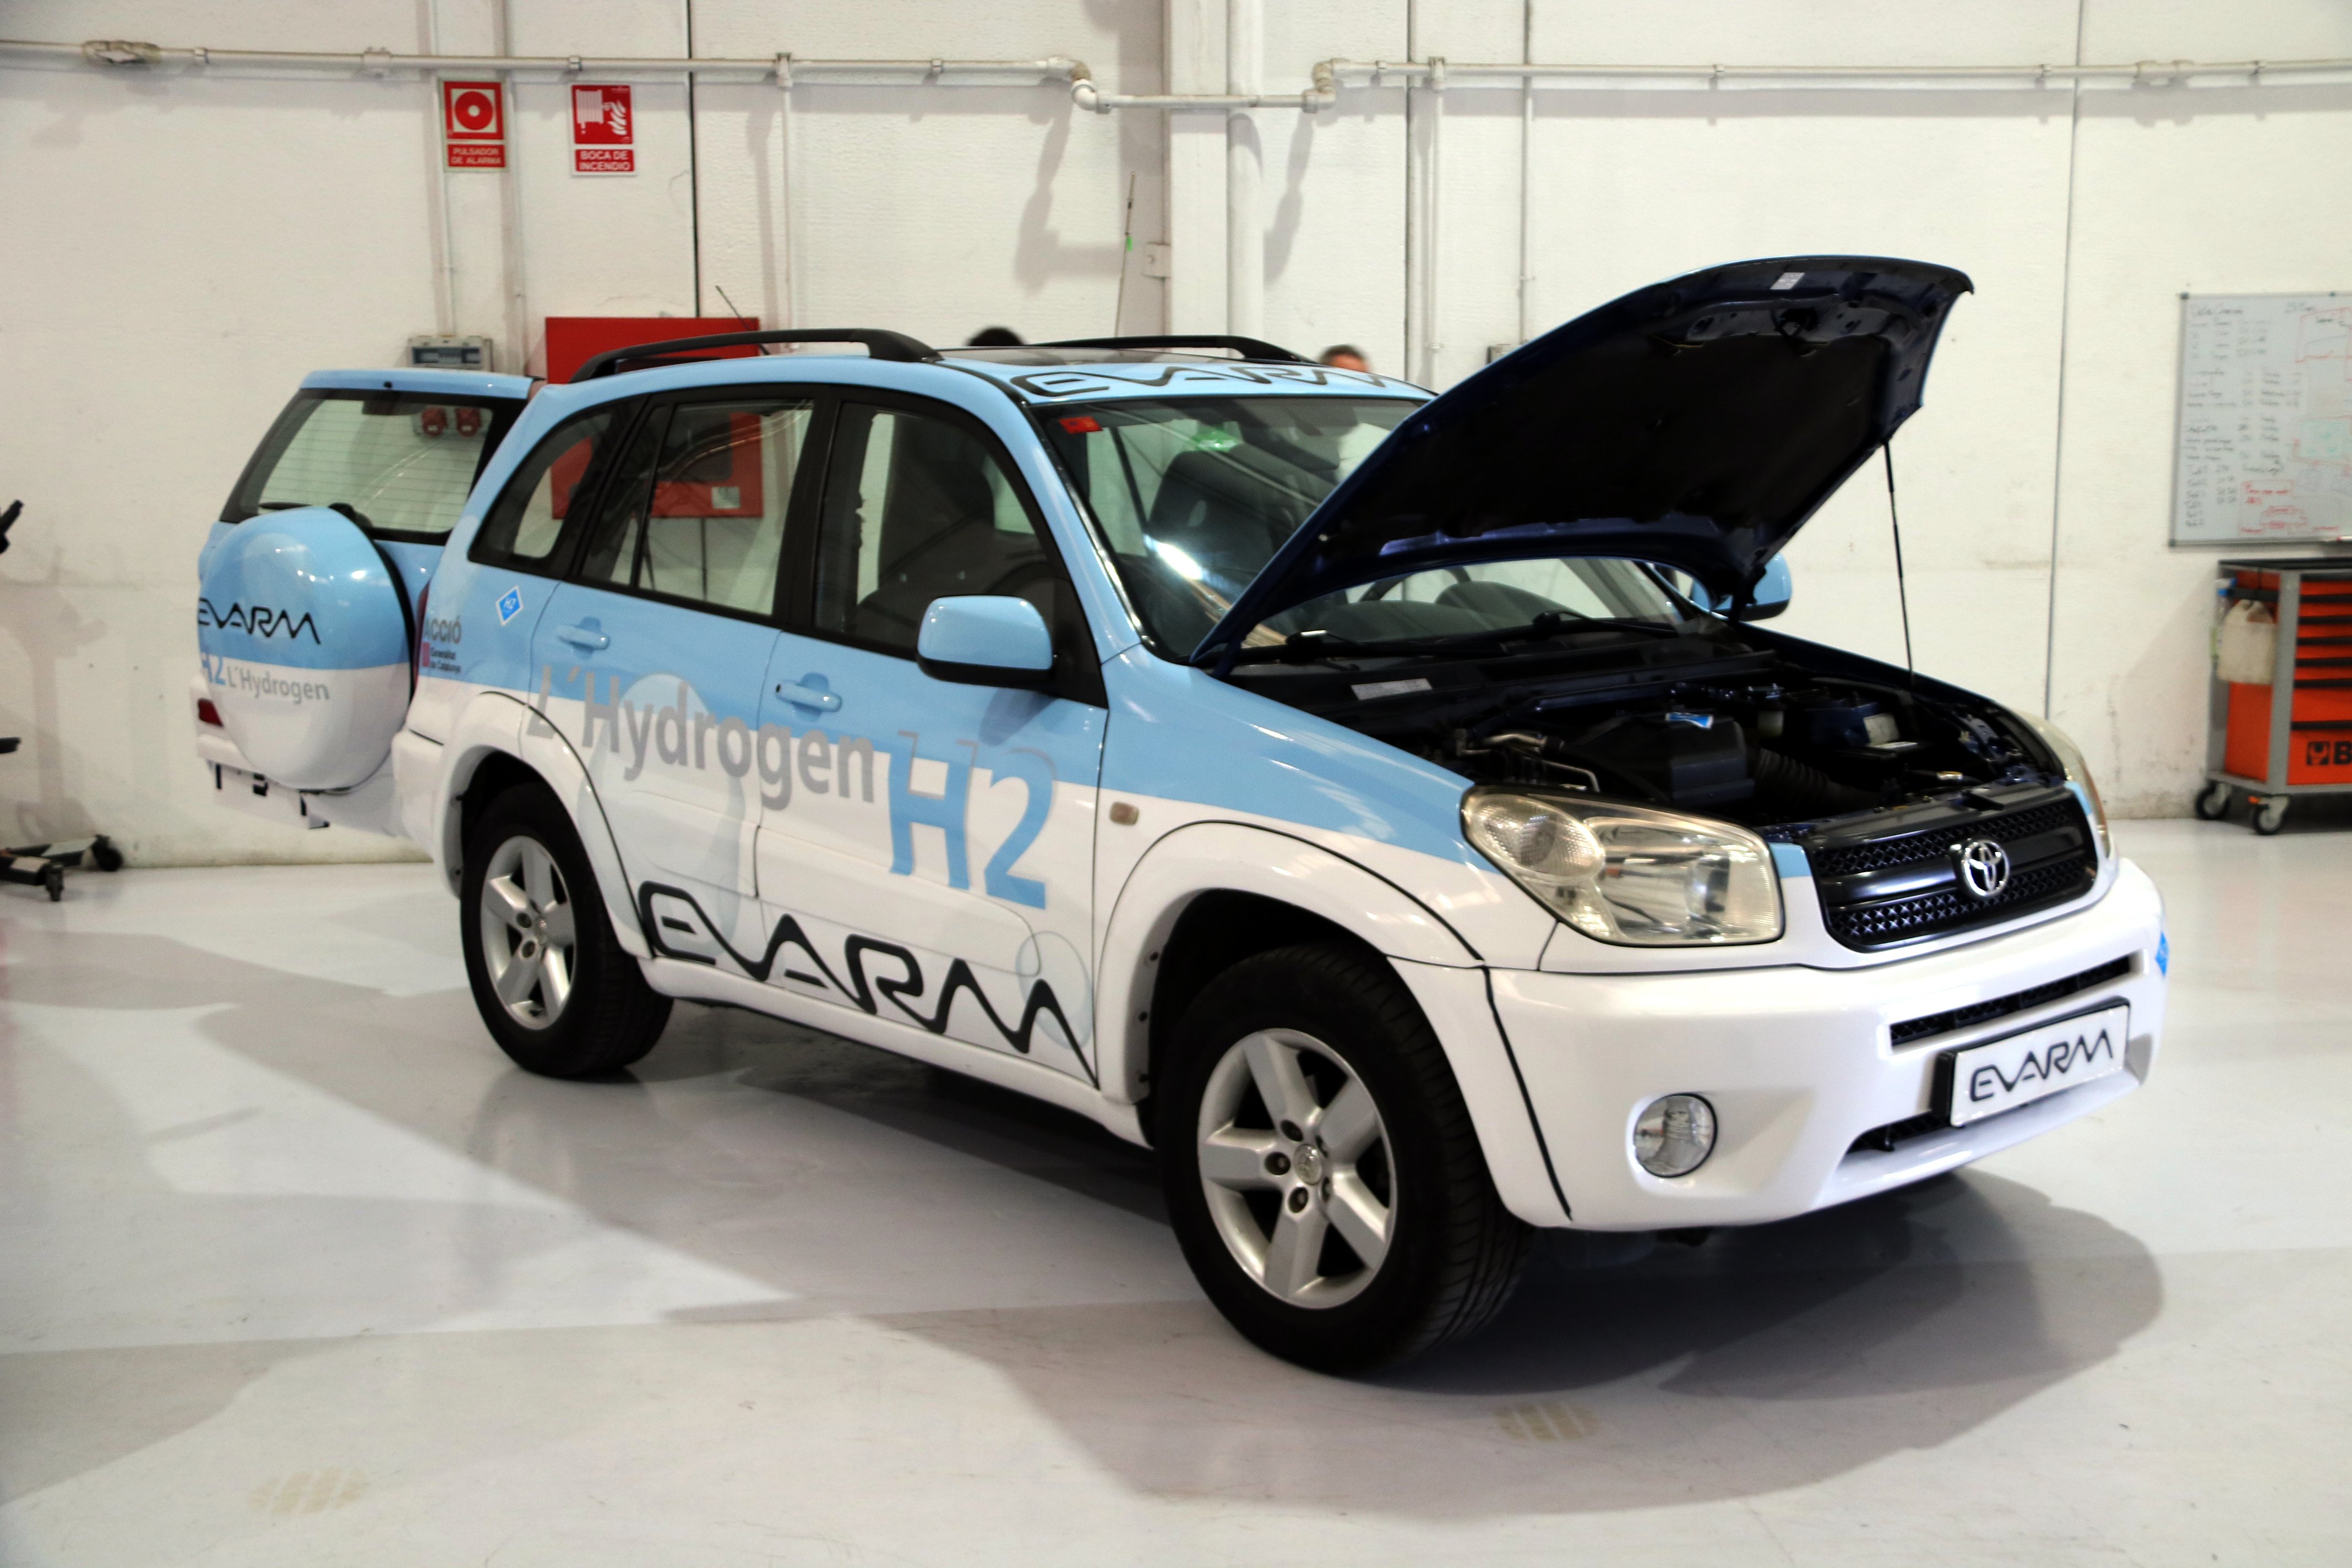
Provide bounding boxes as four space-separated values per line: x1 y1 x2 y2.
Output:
1634 1094 1717 1177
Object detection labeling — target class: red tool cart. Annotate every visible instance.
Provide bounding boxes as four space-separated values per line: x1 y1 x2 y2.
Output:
2200 557 2352 833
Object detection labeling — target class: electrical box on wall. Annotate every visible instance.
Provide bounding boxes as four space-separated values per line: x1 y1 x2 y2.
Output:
407 335 497 372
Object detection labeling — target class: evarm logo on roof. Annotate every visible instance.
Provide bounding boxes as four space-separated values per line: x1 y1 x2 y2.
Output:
1006 364 1406 399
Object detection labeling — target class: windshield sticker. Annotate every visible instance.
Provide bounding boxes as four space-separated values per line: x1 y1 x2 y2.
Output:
1352 677 1432 701
1771 271 1805 290
497 586 524 624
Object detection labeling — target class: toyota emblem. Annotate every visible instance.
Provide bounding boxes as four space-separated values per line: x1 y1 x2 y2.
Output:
1952 838 2012 901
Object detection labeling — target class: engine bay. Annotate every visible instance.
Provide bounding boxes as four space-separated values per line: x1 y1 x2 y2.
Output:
1430 675 2053 830
1231 628 2060 835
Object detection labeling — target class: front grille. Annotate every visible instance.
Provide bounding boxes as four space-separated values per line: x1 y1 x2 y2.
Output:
1826 856 2095 947
1807 788 2098 952
1888 955 2132 1046
1810 799 2079 878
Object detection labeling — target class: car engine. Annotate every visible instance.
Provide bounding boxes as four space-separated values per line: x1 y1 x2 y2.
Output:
1426 674 2050 831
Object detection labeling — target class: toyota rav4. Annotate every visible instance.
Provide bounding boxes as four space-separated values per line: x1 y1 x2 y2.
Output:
192 256 2166 1369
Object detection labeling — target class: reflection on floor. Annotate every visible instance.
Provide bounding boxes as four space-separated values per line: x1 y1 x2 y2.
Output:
2 821 2346 1565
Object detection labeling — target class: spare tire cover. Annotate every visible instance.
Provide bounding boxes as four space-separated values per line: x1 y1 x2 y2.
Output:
197 507 412 791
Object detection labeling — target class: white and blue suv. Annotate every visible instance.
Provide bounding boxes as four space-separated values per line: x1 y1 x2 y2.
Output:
193 257 2166 1369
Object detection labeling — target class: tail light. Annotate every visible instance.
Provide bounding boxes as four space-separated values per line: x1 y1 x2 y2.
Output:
196 698 223 727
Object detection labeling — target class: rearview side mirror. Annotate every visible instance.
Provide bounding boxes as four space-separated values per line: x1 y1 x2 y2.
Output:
917 595 1055 689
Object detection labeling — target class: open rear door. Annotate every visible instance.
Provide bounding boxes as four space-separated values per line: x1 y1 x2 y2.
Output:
195 369 530 820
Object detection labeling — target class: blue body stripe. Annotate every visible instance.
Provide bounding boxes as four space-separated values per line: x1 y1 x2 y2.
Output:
1098 649 1476 863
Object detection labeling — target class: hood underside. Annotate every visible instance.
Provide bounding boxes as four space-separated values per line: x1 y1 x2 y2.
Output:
1195 255 1972 664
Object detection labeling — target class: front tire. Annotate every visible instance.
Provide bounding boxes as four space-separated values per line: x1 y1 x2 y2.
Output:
2193 781 2231 821
461 783 671 1077
1159 941 1531 1373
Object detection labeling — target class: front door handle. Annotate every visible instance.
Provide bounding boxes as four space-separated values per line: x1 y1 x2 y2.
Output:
777 677 841 712
555 623 609 651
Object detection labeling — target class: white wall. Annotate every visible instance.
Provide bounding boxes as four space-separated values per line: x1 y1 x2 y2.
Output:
3 0 2349 862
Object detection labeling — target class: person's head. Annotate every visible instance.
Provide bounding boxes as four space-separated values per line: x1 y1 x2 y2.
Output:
1318 345 1370 373
967 326 1024 347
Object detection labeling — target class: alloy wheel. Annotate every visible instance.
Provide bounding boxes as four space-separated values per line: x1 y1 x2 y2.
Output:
476 834 579 1030
1196 1028 1396 1308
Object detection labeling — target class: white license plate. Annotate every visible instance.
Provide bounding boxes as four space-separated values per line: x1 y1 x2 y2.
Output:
1936 1002 2130 1128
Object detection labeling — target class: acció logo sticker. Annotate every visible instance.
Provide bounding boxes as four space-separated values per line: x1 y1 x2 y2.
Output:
497 586 524 624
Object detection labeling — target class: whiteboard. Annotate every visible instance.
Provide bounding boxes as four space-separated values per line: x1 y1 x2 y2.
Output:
2173 293 2352 545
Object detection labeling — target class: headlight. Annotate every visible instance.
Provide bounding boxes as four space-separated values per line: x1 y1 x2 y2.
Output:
2023 715 2111 859
1461 788 1782 945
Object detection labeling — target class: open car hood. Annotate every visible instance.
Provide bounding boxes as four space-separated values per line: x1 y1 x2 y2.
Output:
1193 255 1971 663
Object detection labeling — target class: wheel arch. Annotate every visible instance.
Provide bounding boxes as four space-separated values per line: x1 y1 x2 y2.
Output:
431 692 649 957
1095 821 1480 1121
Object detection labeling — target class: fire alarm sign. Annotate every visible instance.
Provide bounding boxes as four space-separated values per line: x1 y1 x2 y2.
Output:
440 80 505 170
571 84 634 175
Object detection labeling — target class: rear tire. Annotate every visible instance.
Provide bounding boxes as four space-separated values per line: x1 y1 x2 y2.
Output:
2193 781 2231 821
1159 941 1531 1373
461 783 670 1078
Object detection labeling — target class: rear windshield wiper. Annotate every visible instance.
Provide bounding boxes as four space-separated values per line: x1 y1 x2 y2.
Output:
254 500 375 527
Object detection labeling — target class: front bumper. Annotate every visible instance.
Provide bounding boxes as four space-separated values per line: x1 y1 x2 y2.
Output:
1491 858 2166 1229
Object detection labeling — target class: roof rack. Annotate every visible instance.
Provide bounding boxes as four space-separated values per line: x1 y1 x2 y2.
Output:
1033 334 1311 364
569 328 938 382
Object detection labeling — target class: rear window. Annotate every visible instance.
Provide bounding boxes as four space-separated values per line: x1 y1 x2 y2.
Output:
222 389 520 539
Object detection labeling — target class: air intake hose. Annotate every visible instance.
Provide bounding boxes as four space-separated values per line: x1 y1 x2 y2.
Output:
1752 747 1879 815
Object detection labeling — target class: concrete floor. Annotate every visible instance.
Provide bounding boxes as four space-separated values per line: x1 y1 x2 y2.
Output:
2 819 2346 1566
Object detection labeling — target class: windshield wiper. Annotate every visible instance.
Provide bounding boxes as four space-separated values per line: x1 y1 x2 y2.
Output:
1226 613 1679 666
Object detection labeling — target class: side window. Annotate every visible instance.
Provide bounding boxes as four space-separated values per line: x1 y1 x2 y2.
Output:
472 406 620 567
574 398 813 616
812 404 1065 655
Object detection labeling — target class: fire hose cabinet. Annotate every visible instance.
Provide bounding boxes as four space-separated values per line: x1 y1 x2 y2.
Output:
2201 558 2352 833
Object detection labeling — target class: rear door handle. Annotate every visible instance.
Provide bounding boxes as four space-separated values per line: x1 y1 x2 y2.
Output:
777 678 841 712
555 624 608 651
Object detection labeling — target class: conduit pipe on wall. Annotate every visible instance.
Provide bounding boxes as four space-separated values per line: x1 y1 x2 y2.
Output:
1070 59 1337 113
0 37 1084 86
24 37 2345 95
1226 0 1265 341
1317 55 2352 88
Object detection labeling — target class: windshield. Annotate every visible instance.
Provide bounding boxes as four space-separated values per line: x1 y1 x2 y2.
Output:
1041 395 1692 658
